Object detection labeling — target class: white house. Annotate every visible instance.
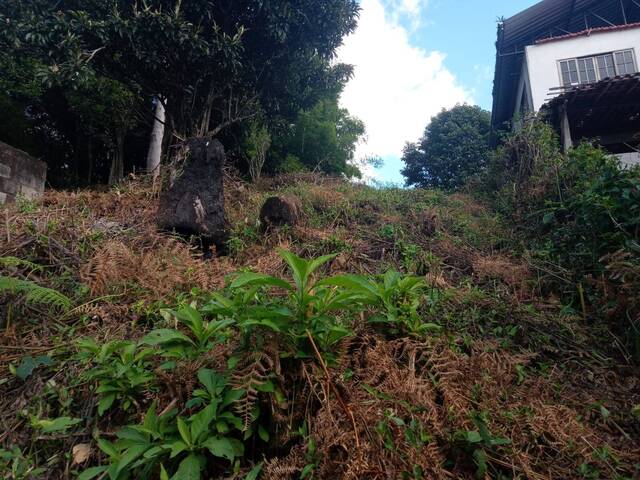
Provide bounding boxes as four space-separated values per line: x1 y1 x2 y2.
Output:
492 0 640 165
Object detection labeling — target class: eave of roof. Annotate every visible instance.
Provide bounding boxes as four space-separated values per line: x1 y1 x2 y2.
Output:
535 21 640 45
491 0 640 131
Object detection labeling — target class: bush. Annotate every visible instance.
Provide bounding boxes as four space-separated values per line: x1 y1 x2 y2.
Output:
488 118 640 357
490 120 639 274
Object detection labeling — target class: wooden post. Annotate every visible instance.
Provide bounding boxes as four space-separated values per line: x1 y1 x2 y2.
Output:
560 102 573 153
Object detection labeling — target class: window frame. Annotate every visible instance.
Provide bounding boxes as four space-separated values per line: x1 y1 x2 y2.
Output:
614 49 637 75
557 48 637 87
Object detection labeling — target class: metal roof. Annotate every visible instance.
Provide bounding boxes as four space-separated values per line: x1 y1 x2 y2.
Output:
491 0 640 131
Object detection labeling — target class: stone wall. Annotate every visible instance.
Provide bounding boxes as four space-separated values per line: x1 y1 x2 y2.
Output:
0 141 47 204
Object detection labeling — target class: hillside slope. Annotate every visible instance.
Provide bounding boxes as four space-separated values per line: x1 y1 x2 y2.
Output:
1 175 638 479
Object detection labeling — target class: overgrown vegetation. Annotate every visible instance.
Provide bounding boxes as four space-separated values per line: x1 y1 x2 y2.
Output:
487 119 640 361
1 172 639 479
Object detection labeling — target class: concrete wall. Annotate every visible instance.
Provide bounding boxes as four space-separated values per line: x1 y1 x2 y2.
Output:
520 26 640 113
618 151 640 168
0 141 47 204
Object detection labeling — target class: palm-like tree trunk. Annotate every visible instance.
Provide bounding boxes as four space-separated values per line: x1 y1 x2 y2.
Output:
147 98 166 180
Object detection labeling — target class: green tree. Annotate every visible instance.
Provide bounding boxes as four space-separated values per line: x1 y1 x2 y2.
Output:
1 0 359 141
244 122 271 183
401 105 491 190
269 98 366 178
0 52 44 152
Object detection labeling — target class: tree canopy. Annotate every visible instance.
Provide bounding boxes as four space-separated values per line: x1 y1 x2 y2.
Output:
0 0 363 185
401 105 492 190
1 0 359 138
267 98 365 178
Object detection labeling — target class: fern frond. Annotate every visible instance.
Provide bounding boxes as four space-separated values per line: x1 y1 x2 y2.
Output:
0 276 72 312
231 352 275 431
0 256 44 272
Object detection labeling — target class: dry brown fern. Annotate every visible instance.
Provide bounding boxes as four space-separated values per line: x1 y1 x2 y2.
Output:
230 350 280 431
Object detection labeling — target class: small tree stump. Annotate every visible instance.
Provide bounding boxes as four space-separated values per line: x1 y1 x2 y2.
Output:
259 196 302 228
157 138 228 253
418 210 438 238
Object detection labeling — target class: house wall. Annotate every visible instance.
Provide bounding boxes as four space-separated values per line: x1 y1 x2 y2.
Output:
0 141 47 205
521 26 640 113
618 151 640 168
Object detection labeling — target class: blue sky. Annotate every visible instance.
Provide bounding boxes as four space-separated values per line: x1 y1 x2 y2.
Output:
337 0 538 184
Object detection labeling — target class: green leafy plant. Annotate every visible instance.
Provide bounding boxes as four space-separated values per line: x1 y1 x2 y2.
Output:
204 251 358 356
30 416 82 434
455 411 511 479
0 275 72 312
142 306 234 359
0 447 46 479
76 339 156 416
84 369 245 480
321 270 443 337
201 251 444 355
10 355 54 381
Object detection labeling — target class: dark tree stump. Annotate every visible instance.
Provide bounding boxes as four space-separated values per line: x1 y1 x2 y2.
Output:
157 138 228 253
418 210 438 238
259 196 302 228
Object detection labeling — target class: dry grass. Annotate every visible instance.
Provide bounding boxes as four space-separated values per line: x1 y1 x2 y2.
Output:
1 175 639 479
264 333 638 479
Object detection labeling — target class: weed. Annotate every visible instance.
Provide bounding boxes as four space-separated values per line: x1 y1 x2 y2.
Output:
85 369 245 480
76 339 156 416
0 447 46 479
324 270 443 337
455 411 511 479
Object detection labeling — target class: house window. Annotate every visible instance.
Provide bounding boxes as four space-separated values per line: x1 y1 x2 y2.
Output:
615 50 636 74
577 57 597 83
560 59 579 85
559 49 637 86
596 54 616 79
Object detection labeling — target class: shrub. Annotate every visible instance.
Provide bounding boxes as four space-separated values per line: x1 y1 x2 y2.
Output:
488 118 640 357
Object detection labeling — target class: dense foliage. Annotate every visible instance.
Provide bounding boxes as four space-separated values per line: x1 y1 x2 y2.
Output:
401 105 491 190
267 98 366 178
0 0 363 185
488 119 640 358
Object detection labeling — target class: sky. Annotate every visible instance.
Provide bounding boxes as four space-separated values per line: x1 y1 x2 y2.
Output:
337 0 537 184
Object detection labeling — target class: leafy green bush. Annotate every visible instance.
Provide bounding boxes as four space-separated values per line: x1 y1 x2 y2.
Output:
487 119 640 357
541 145 640 271
75 251 444 479
77 339 157 416
490 120 639 274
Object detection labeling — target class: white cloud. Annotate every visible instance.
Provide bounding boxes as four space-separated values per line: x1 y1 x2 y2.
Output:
338 0 471 178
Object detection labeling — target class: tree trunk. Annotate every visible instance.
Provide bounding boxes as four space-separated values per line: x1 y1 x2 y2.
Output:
109 132 125 186
73 120 82 184
146 98 166 180
86 136 93 185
